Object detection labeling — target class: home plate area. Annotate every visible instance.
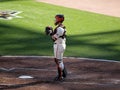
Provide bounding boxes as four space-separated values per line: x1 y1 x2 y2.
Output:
0 56 120 90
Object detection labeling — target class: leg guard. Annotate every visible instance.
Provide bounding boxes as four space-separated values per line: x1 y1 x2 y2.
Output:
59 61 64 70
62 66 67 78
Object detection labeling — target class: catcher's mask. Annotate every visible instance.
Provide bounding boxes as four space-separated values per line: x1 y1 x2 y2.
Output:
55 14 64 25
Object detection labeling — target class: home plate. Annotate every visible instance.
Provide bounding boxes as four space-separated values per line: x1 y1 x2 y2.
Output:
18 75 34 79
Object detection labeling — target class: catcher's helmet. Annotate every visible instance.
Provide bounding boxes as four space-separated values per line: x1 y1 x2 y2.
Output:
55 14 64 25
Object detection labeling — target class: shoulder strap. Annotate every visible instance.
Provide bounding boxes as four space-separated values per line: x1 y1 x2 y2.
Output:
53 24 66 39
59 24 66 39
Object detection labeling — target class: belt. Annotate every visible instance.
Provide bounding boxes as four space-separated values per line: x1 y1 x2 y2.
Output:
54 43 65 44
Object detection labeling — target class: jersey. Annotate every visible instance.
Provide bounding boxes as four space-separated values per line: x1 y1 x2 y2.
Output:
52 24 66 60
53 24 66 44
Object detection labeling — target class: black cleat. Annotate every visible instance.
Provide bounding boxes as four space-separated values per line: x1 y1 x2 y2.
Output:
54 75 65 82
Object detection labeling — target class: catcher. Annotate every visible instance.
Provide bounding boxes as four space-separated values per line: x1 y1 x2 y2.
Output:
45 14 67 81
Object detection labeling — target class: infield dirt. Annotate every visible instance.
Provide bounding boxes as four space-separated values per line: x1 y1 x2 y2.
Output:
37 0 120 17
0 56 120 90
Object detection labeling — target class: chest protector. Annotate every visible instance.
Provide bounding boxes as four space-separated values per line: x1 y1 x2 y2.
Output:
53 24 66 39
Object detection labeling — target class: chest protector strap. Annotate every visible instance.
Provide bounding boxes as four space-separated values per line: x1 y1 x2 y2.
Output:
53 24 66 39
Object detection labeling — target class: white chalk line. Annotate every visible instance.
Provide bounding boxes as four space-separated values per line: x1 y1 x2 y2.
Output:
1 55 120 63
102 79 120 84
63 81 120 86
0 84 13 86
0 67 56 72
0 67 72 74
63 78 120 85
66 75 120 85
0 82 118 87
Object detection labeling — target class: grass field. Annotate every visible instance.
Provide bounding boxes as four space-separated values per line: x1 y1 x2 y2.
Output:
0 0 120 60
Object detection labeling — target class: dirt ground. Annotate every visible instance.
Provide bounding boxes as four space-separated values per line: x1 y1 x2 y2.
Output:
0 56 120 90
37 0 120 17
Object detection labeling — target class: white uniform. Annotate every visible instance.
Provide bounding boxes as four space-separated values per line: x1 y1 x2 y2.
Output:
53 27 66 70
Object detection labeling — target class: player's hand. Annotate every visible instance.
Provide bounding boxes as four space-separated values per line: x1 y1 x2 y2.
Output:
52 35 57 41
45 26 53 36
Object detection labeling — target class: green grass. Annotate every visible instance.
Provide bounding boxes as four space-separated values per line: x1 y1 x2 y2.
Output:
0 0 120 60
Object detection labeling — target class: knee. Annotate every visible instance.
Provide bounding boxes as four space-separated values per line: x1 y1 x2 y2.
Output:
54 58 64 70
59 62 64 70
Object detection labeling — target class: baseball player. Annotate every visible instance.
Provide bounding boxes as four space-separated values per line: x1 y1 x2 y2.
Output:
45 14 67 81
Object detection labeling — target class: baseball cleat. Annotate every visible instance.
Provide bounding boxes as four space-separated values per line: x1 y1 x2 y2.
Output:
54 76 65 82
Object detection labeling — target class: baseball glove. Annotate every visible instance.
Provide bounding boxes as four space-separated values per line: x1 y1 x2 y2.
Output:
45 26 53 36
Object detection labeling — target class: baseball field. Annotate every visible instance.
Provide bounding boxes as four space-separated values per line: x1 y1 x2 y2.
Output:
0 0 120 90
0 0 120 60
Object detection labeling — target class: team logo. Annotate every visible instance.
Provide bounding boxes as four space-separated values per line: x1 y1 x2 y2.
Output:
0 10 22 20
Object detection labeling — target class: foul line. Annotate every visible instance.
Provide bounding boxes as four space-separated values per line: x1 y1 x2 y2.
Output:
63 81 120 86
0 67 56 72
1 55 120 63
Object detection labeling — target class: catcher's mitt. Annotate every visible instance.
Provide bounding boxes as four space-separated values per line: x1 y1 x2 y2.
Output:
45 26 53 36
